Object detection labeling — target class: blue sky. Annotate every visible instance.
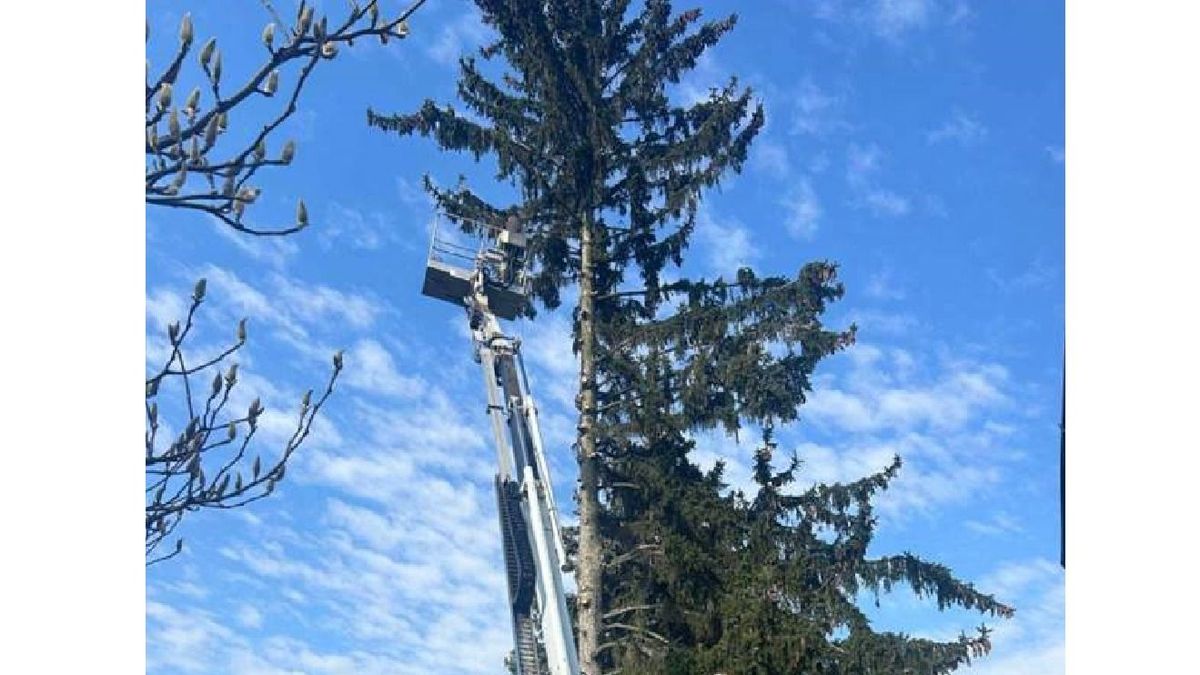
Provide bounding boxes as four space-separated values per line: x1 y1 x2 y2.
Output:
146 1 1064 673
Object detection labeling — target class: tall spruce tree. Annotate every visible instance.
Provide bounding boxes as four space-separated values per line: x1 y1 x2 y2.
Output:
370 2 761 669
368 2 1012 672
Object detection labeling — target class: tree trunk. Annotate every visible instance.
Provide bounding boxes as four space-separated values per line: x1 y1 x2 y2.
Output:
575 209 603 675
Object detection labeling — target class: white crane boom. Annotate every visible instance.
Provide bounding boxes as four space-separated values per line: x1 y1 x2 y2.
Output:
422 216 579 675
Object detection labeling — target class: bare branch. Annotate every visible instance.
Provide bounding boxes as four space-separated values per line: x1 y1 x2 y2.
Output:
145 0 430 235
144 280 344 564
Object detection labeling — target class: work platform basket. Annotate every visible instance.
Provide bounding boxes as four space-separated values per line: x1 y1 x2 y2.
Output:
421 213 529 320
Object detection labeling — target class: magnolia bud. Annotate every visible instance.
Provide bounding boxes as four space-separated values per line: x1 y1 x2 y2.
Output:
227 422 237 440
333 350 344 370
296 199 308 227
172 163 188 189
280 140 295 164
147 127 159 153
168 321 180 344
253 140 266 162
211 372 222 396
204 115 219 148
225 363 239 385
301 389 312 407
168 109 180 140
217 112 228 132
184 87 200 115
211 50 222 84
252 455 261 478
148 402 159 426
264 70 279 97
249 397 263 418
232 199 245 219
193 277 207 302
157 82 172 111
369 2 379 26
235 473 243 492
179 13 194 45
262 22 275 49
320 41 338 58
394 20 410 39
237 187 261 204
314 16 327 41
199 37 216 68
298 5 313 35
237 318 247 342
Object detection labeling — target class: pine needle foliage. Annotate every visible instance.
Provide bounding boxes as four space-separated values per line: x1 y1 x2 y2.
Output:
600 425 1014 674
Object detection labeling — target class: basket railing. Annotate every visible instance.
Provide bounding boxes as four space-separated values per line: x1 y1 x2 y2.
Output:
426 212 488 269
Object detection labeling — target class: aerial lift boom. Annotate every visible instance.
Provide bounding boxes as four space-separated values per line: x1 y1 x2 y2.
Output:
421 216 579 675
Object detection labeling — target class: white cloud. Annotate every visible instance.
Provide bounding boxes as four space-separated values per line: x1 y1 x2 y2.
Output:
980 558 1061 600
798 433 1005 520
272 274 381 330
427 7 490 68
236 603 264 629
986 259 1057 292
752 140 792 178
319 203 402 251
842 308 919 336
790 77 849 137
864 268 906 301
846 143 882 187
966 641 1064 675
864 189 911 217
219 433 514 673
193 265 385 349
966 559 1064 675
965 511 1026 537
846 144 911 217
340 339 425 398
200 264 277 326
928 109 989 146
396 177 432 209
810 0 969 43
780 347 1018 519
517 311 579 412
146 601 236 673
146 287 188 334
781 178 823 238
873 0 933 41
695 207 760 273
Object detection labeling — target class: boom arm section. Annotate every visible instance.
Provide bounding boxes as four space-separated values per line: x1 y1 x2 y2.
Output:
421 214 578 675
472 300 578 675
